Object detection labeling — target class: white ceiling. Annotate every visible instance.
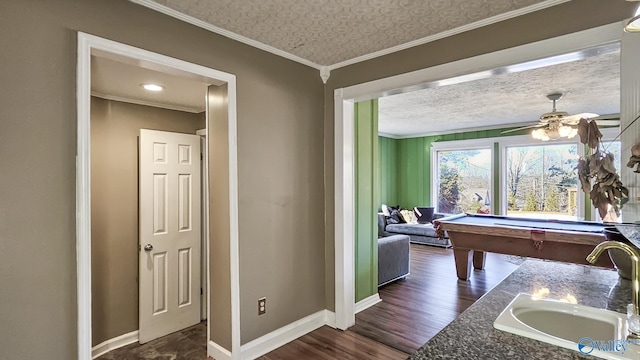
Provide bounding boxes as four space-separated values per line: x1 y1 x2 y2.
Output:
91 56 208 113
378 45 621 137
134 0 564 68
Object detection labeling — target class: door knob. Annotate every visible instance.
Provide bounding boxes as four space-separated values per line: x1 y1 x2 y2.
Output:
143 244 153 252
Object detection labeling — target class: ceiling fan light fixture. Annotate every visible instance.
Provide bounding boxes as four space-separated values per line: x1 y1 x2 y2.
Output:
142 83 164 92
558 124 578 138
532 128 550 141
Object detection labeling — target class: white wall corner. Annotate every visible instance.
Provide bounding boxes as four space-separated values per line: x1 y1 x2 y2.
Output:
320 66 331 84
240 310 328 359
355 293 382 314
91 331 139 359
324 309 337 328
208 340 233 360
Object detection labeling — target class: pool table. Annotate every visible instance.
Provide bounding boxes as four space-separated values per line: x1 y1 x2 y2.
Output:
434 213 614 280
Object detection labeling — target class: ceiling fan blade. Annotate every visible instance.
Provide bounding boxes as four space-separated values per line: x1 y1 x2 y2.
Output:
501 124 544 134
562 112 599 124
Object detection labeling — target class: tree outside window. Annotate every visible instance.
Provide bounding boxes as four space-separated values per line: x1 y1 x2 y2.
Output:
436 149 491 214
506 144 578 220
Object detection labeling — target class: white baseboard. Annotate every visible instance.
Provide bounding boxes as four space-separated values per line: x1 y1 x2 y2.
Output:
92 310 337 360
355 293 381 314
240 310 329 359
91 330 139 359
208 340 232 360
323 309 336 328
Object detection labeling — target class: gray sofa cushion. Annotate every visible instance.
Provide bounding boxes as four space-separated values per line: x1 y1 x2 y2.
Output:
378 234 410 286
386 223 438 237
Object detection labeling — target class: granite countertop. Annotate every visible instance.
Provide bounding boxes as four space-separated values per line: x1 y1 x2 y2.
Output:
411 260 632 360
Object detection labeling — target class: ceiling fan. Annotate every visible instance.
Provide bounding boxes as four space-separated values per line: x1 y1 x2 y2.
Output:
501 92 620 141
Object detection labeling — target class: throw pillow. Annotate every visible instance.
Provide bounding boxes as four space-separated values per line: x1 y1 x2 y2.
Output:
387 208 402 224
399 209 418 224
388 205 405 223
381 204 391 217
414 206 435 224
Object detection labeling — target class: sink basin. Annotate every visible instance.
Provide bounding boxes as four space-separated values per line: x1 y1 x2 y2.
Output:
494 293 640 359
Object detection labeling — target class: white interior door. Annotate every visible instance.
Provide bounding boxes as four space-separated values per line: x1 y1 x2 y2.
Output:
139 129 201 344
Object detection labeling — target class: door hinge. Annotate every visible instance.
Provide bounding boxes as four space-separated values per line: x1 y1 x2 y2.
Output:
201 287 203 295
200 153 203 161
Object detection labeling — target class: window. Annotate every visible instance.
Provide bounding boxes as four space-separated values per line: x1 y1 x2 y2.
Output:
435 148 492 214
505 143 579 220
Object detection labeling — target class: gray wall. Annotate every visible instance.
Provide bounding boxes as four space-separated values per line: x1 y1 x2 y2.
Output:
90 97 203 346
0 0 325 358
1 0 636 358
322 0 638 311
207 84 233 350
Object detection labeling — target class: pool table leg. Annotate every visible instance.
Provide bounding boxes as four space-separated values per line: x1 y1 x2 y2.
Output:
453 248 473 281
473 251 486 270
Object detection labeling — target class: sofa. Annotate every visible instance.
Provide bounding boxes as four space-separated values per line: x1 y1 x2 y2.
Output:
378 213 451 248
378 234 410 286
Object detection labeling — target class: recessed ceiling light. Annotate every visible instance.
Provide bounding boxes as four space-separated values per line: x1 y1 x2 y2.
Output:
142 83 164 92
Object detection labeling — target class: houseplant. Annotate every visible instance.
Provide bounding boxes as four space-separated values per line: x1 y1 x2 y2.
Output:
576 115 640 279
575 118 629 221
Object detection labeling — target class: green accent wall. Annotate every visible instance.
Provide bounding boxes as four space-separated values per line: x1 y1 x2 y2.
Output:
355 100 379 302
397 137 433 209
387 128 532 212
378 136 398 209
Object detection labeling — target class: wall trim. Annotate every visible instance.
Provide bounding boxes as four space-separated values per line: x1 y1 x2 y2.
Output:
128 0 569 74
355 293 382 314
324 310 337 329
77 32 241 360
327 0 571 70
240 310 330 359
208 340 233 360
91 331 139 359
128 0 321 70
91 91 203 114
334 21 624 332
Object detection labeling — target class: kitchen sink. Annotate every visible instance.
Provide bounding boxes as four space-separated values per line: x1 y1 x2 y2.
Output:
494 293 640 359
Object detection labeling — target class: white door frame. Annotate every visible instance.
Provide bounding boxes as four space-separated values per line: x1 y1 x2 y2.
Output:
333 22 624 329
198 131 209 320
76 33 241 359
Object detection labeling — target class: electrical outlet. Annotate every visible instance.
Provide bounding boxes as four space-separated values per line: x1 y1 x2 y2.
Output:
258 297 266 315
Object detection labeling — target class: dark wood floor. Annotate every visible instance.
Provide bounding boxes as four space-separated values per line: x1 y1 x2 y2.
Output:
260 244 521 358
111 244 520 359
257 326 408 360
350 244 520 354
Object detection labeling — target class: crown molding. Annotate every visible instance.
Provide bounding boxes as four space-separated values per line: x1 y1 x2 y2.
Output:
91 91 204 113
130 0 571 77
327 0 571 70
129 0 323 70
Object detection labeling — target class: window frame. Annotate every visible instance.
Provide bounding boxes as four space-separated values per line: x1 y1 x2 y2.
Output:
499 134 585 220
431 138 495 215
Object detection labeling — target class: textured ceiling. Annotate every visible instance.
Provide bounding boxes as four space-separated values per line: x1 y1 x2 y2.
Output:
378 47 620 137
146 0 552 66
